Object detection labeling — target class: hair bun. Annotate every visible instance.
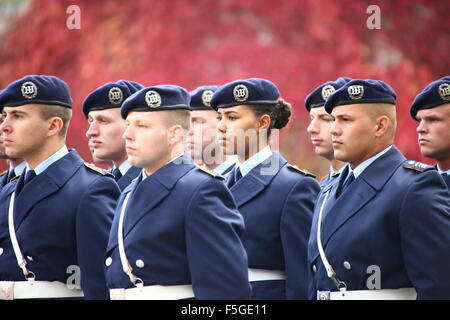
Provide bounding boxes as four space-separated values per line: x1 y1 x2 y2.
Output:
273 99 292 129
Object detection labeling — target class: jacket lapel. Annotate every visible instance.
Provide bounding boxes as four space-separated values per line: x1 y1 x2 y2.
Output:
117 166 141 190
14 150 83 230
230 152 286 207
311 146 406 263
122 154 194 238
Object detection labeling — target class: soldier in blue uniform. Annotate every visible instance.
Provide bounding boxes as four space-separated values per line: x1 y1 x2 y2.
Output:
410 76 450 189
84 80 143 190
187 85 237 175
305 78 351 188
308 79 450 300
0 75 120 300
211 78 320 300
105 84 251 300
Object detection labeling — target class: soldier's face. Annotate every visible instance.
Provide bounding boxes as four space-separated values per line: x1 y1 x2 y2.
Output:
0 105 49 160
307 106 335 160
123 111 172 171
86 108 127 162
416 103 450 160
330 104 378 168
187 110 219 162
216 105 262 158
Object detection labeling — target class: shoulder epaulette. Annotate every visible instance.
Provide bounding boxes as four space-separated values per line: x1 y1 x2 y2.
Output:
84 162 109 175
287 164 316 178
331 171 341 178
402 160 434 173
9 175 21 182
195 164 223 179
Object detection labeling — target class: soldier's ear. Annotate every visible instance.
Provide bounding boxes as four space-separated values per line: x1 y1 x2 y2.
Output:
375 115 389 137
168 124 184 145
47 117 64 137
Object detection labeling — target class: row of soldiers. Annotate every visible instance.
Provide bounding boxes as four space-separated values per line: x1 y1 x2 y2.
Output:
0 74 449 300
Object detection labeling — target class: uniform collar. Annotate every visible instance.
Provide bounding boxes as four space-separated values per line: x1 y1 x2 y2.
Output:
237 145 272 177
141 152 186 181
26 145 69 175
11 161 27 177
351 145 393 179
115 159 132 177
213 155 238 175
436 163 450 175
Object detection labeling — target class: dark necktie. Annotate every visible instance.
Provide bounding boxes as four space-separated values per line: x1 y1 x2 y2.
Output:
112 168 122 181
229 167 242 187
16 170 36 195
337 171 355 198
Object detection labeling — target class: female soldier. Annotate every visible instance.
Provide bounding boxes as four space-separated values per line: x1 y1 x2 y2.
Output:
211 78 320 300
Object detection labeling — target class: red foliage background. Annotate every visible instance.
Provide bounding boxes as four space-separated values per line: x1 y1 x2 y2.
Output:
0 0 449 177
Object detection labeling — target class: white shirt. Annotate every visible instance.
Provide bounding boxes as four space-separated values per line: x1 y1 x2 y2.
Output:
349 145 393 178
436 164 450 176
237 146 273 177
141 152 184 181
213 155 239 175
26 146 69 175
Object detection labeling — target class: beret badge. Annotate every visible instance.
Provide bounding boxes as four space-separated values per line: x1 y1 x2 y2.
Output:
108 87 123 105
233 84 249 102
321 85 336 100
348 85 364 100
438 83 450 101
201 90 214 107
145 90 161 108
21 81 38 99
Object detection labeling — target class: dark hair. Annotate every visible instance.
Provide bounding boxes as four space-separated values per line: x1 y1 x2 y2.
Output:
39 104 72 137
252 98 292 133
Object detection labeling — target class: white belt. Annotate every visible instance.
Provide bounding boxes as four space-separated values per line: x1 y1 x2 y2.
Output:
317 287 417 300
110 284 194 300
0 281 84 300
248 268 285 282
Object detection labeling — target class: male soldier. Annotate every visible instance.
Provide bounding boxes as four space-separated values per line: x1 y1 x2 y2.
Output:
105 85 251 300
305 78 350 187
0 75 120 300
308 79 450 300
187 85 237 175
410 76 450 188
84 80 143 190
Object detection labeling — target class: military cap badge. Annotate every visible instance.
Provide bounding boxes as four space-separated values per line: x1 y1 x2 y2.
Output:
348 85 364 100
108 87 123 105
145 90 161 108
21 81 38 99
201 90 214 107
233 84 249 102
321 85 336 100
439 83 450 101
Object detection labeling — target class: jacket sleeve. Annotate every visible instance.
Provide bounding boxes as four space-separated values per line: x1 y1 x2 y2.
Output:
185 178 251 300
281 176 320 300
76 175 120 299
400 170 450 299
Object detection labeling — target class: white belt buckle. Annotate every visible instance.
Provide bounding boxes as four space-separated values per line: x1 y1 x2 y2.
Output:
0 281 15 300
110 288 126 300
317 290 330 300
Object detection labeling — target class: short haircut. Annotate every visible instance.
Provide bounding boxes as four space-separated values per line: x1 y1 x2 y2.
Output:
161 109 191 131
38 104 72 137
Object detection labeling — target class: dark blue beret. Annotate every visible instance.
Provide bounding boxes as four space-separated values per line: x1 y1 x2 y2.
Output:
324 79 396 114
115 80 144 93
121 84 191 119
210 78 280 111
304 77 352 112
410 76 450 120
82 81 142 118
189 85 219 111
0 75 72 109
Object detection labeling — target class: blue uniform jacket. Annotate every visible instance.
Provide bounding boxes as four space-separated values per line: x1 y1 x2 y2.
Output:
105 154 251 300
116 166 141 191
0 150 120 299
308 146 450 299
227 152 320 300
